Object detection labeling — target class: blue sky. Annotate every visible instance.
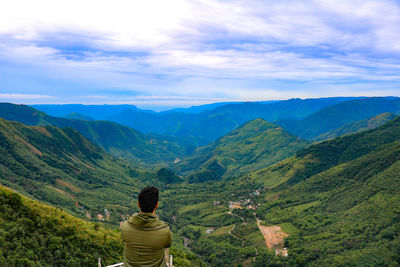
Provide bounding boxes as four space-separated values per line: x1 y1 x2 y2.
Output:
0 0 400 110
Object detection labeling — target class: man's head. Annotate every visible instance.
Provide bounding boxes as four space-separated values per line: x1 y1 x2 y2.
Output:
138 186 159 213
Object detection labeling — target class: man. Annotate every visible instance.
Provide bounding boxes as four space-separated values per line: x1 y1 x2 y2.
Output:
121 186 172 267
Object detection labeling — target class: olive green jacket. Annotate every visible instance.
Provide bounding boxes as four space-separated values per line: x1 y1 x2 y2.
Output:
121 213 172 267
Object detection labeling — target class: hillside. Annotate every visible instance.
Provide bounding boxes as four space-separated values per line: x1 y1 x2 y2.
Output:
277 97 400 140
0 185 123 266
160 117 400 266
0 103 188 166
0 185 206 266
0 118 148 220
177 119 309 182
252 115 400 188
315 112 397 141
252 120 400 265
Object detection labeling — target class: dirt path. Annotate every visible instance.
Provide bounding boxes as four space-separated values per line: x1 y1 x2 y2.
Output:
256 218 289 249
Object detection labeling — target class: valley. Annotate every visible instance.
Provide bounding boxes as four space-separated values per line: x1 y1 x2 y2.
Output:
1 97 400 266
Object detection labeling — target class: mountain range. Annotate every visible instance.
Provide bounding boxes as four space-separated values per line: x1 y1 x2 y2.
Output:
32 97 362 143
1 97 400 266
0 103 189 166
276 97 400 140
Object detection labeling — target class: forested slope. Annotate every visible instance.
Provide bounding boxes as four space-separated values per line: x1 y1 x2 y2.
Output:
251 116 400 265
277 97 400 140
0 118 147 220
314 112 397 141
0 185 123 266
0 103 188 165
177 119 308 182
0 185 206 267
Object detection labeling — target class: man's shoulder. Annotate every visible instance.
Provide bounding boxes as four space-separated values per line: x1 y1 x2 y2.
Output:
123 213 170 231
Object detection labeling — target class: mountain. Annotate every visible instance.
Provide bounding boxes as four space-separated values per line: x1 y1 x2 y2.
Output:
0 185 123 266
159 116 400 266
107 97 359 143
250 116 400 265
176 119 309 182
162 101 241 114
253 115 400 188
277 97 400 140
0 117 150 219
30 104 155 120
0 185 205 266
0 103 188 166
314 112 398 141
64 112 94 120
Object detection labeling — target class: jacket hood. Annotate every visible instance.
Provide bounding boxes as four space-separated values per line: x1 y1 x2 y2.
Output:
127 213 168 231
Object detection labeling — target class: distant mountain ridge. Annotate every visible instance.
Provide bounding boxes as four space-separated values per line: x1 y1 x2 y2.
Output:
32 97 361 143
314 112 398 141
276 97 400 140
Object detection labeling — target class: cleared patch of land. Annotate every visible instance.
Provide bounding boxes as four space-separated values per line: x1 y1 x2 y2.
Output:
256 218 289 249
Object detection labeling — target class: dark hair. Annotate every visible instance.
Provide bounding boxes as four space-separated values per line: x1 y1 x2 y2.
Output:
138 186 159 212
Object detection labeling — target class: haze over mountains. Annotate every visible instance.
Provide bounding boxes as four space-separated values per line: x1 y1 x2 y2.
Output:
32 97 361 143
1 96 400 266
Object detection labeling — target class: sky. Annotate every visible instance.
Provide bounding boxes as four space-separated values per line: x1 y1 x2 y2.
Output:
0 0 400 110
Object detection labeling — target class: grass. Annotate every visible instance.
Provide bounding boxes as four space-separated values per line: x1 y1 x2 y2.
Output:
210 225 235 236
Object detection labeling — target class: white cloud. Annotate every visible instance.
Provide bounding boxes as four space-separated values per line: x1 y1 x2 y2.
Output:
0 0 400 104
0 93 56 100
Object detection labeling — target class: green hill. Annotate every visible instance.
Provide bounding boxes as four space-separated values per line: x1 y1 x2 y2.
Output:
252 115 400 188
314 112 397 141
0 118 148 220
0 185 206 266
277 97 400 140
248 116 400 265
159 117 400 266
0 103 188 166
177 119 308 182
0 185 123 266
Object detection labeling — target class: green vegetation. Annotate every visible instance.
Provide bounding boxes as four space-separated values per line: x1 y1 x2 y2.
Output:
0 185 123 266
178 119 308 182
1 100 400 266
0 185 205 266
251 116 400 266
0 103 189 166
0 118 151 221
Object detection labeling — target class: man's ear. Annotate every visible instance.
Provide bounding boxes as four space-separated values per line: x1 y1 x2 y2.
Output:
155 201 159 210
137 201 140 209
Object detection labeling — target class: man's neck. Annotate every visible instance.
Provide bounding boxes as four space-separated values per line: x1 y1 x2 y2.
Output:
140 211 156 215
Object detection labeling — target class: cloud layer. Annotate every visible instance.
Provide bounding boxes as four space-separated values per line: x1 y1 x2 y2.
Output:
1 0 399 108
